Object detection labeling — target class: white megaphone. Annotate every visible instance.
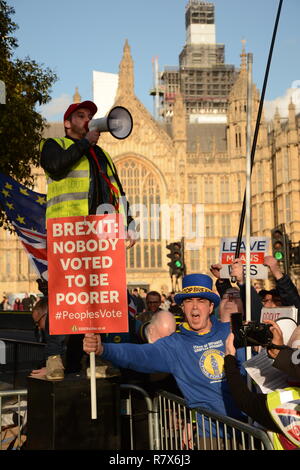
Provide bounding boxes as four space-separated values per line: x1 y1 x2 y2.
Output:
88 106 133 139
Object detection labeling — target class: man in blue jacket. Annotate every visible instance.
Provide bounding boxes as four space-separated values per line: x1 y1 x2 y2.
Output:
84 273 245 428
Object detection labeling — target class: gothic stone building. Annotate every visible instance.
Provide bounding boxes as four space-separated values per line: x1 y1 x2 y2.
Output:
1 41 300 296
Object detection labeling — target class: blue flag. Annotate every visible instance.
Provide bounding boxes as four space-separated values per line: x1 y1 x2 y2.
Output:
0 173 48 280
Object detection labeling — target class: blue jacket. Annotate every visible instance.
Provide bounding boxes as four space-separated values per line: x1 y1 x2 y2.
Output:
102 315 245 420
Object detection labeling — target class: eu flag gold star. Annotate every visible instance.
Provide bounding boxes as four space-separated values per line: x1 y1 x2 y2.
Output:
5 202 14 210
19 188 29 196
5 183 13 190
16 215 25 224
36 195 46 205
1 189 10 197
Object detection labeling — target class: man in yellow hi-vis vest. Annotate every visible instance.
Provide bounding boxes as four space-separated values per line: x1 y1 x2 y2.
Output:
37 100 135 380
41 100 135 233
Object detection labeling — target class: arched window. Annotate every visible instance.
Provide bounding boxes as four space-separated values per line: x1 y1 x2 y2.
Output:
117 158 162 270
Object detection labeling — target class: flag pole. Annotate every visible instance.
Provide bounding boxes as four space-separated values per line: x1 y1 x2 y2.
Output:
246 52 253 353
232 0 283 266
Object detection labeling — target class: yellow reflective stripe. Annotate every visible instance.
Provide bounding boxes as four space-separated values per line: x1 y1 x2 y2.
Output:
46 199 88 218
47 192 87 208
46 169 89 185
47 177 89 199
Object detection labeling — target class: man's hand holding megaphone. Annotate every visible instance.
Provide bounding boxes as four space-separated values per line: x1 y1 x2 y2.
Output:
85 129 101 146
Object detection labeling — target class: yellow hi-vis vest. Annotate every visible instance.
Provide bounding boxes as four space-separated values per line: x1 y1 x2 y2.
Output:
42 137 125 220
267 387 300 450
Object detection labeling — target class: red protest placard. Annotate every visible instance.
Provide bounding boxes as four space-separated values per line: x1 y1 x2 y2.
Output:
47 214 128 335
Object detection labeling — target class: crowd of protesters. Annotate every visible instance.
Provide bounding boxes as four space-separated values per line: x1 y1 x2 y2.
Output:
83 255 300 450
0 292 37 311
2 254 300 450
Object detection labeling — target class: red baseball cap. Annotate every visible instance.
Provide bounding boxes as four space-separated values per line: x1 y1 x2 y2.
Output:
64 100 98 121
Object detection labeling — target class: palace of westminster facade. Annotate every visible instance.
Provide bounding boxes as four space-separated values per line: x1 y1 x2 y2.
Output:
1 3 300 296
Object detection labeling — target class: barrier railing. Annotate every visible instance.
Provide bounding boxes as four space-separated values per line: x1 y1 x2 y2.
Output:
0 389 27 450
152 390 274 450
120 384 155 450
0 385 274 450
0 338 45 388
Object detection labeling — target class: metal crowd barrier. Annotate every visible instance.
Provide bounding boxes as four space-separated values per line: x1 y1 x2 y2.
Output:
0 385 274 450
120 384 155 450
0 338 45 388
152 390 274 450
0 389 27 450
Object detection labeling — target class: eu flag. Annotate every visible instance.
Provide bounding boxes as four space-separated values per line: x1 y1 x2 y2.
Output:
0 173 48 279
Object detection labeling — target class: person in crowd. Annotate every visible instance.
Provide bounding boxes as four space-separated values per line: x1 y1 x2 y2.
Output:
211 260 262 322
40 100 136 378
264 256 300 317
160 294 171 311
87 311 177 382
31 296 48 343
136 291 162 324
30 288 147 380
212 255 300 324
210 263 232 298
40 99 135 239
22 292 35 311
139 288 147 305
30 296 65 381
13 297 24 311
131 288 145 314
127 310 179 391
143 310 176 343
258 288 282 308
265 319 300 381
0 295 11 310
224 328 300 450
218 287 243 323
83 273 246 443
168 291 184 331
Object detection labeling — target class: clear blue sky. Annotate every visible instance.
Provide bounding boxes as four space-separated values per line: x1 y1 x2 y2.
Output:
8 0 300 121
